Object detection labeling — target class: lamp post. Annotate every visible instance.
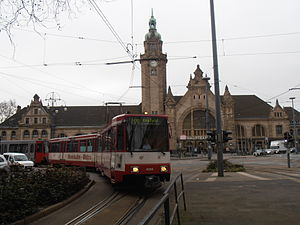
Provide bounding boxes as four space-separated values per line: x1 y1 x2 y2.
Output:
203 74 212 160
290 97 297 153
210 0 224 176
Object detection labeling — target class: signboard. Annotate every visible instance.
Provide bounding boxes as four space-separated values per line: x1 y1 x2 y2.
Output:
179 135 208 140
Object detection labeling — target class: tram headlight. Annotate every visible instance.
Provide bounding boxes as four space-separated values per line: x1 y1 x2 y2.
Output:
131 166 139 173
160 166 168 172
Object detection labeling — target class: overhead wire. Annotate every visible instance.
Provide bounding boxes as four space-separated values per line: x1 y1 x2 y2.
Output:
0 54 139 103
87 0 134 59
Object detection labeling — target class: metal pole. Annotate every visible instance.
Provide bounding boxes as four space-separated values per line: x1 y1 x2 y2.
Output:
203 75 212 160
287 149 291 168
290 97 297 153
210 0 224 176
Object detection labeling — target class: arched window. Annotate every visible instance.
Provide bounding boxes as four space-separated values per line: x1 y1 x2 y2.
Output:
235 125 245 137
1 131 7 138
59 133 66 137
23 130 30 138
32 130 39 138
252 124 265 137
41 130 48 137
182 110 215 136
11 131 16 139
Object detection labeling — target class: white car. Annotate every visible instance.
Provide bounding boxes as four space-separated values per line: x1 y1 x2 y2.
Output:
0 155 10 172
3 153 34 170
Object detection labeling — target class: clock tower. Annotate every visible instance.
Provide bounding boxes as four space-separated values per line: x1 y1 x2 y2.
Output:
140 11 167 114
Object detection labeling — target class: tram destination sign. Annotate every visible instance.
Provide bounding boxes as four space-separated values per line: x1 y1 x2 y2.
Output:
130 117 161 125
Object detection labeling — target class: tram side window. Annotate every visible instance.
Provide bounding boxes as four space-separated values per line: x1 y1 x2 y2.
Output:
50 143 59 152
117 124 124 150
80 141 86 152
30 144 34 153
98 138 103 152
9 144 17 152
19 144 28 153
36 143 43 152
87 140 93 152
104 131 112 151
69 141 79 152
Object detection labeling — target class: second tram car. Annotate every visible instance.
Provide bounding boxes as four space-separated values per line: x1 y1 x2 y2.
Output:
0 140 48 164
48 114 171 188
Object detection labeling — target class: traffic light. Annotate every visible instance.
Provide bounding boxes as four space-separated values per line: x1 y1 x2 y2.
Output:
284 132 289 141
223 130 232 143
288 133 294 143
284 131 294 143
206 130 216 143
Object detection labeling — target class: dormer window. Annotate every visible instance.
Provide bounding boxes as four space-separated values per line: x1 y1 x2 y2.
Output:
34 108 38 115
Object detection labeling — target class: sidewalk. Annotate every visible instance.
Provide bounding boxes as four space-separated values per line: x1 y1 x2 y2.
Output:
180 168 300 225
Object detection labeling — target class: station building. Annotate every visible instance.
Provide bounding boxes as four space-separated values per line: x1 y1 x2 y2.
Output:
0 14 299 154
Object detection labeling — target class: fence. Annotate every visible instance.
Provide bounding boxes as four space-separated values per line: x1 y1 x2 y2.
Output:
138 173 186 225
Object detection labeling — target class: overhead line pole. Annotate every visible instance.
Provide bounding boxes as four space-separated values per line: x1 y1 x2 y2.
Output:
210 0 224 177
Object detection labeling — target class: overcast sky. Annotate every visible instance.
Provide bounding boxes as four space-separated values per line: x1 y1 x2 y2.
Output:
0 0 300 111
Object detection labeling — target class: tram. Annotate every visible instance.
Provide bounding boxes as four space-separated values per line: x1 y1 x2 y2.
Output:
48 114 171 188
0 140 48 164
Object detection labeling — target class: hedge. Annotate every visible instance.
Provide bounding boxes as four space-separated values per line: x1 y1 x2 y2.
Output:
0 167 90 225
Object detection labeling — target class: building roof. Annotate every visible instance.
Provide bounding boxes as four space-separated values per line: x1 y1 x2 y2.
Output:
0 105 142 128
283 107 300 122
0 107 28 128
172 94 273 119
231 95 273 119
51 105 142 127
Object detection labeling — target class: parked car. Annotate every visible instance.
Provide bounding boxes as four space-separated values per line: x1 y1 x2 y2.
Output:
0 155 10 172
253 149 266 156
3 153 34 170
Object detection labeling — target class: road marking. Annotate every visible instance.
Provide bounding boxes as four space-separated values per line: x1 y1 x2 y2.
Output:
205 177 217 182
237 172 271 181
276 171 300 177
204 172 218 182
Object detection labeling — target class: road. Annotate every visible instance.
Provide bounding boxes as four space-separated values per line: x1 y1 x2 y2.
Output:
29 153 300 225
177 153 300 225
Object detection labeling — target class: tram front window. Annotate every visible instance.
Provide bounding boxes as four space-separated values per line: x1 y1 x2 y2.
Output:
126 116 169 152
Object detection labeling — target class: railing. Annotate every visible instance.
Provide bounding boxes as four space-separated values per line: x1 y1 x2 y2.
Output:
138 173 187 225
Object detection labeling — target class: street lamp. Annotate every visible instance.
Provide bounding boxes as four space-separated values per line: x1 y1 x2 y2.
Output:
290 97 298 153
202 74 212 160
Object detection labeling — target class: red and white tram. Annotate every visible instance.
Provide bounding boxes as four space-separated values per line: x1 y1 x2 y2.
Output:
48 114 171 188
0 140 48 164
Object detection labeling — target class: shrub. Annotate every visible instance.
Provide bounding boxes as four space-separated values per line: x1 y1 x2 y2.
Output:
203 159 245 172
0 167 90 224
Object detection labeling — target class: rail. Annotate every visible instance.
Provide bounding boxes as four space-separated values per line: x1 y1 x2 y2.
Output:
138 173 187 225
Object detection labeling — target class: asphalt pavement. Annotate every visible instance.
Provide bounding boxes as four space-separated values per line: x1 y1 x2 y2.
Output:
176 154 300 225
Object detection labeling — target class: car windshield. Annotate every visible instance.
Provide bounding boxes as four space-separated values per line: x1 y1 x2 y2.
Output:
14 155 28 161
126 116 169 152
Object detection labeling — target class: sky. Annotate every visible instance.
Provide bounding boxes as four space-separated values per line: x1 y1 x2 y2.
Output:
0 0 300 111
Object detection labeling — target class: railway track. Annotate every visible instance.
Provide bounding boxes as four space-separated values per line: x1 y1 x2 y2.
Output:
64 191 146 225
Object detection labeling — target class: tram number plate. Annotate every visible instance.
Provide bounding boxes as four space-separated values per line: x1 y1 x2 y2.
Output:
146 168 154 171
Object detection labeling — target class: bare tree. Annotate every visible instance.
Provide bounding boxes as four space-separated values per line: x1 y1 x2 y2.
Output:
0 0 91 36
0 100 17 123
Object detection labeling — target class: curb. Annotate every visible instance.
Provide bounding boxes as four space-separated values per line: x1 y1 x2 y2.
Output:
11 180 95 225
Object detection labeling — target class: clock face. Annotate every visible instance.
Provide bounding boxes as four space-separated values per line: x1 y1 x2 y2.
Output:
150 60 158 67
